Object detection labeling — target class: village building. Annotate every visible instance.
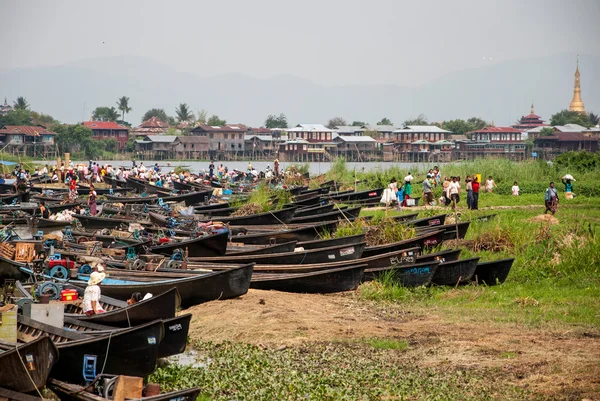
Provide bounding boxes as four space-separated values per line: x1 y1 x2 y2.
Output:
189 124 247 159
363 125 398 143
173 136 209 159
512 104 548 130
130 117 170 138
534 132 598 158
0 125 56 157
283 124 336 161
389 126 453 162
454 126 526 160
333 126 365 137
134 135 178 159
332 134 378 161
244 134 283 159
278 138 310 162
83 121 129 150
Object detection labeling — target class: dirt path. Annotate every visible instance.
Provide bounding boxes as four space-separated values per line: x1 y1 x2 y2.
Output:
186 289 600 399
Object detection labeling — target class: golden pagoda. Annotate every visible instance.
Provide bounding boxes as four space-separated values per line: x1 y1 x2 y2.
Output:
569 56 585 113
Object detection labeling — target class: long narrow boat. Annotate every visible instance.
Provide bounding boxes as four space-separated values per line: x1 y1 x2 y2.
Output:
292 203 336 217
280 195 322 208
471 258 514 285
15 315 163 383
0 336 59 393
69 288 180 327
187 242 366 265
250 264 365 293
34 217 72 228
0 387 45 401
196 207 297 226
48 378 201 401
74 214 141 230
76 185 131 195
417 221 470 240
148 231 228 257
328 188 384 202
363 260 441 287
405 214 447 227
73 263 254 307
103 175 128 187
416 249 461 264
0 256 28 283
229 220 340 245
193 202 230 212
226 241 297 256
289 206 362 224
361 230 445 258
430 257 480 286
296 233 366 250
105 189 212 206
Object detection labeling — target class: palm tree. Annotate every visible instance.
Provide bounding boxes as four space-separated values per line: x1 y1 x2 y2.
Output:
175 103 193 122
13 96 30 110
589 112 599 126
116 96 132 121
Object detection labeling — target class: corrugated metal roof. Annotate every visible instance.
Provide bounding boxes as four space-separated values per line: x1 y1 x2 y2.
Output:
334 136 376 143
395 126 452 133
83 121 128 130
287 124 332 132
0 125 57 136
554 124 588 132
145 136 178 143
364 125 397 132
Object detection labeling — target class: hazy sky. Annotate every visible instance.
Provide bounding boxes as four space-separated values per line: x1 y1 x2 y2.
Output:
1 0 599 86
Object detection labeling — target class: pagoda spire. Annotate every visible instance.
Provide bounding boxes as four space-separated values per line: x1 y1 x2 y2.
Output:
569 55 585 113
530 102 535 115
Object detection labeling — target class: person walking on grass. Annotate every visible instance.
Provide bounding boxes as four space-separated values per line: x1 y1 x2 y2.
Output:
466 176 474 209
485 176 497 193
512 181 520 196
471 175 480 210
448 176 461 211
423 177 434 206
544 182 559 215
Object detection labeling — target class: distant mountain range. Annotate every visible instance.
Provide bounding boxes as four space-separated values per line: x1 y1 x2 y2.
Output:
0 53 598 127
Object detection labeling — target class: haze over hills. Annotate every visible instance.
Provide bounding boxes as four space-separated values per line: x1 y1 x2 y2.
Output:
0 53 598 127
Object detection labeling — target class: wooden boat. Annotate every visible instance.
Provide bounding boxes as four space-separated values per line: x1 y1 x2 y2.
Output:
431 257 480 286
197 207 297 226
105 189 212 206
48 378 201 401
194 206 238 217
103 175 128 187
226 241 297 256
46 202 81 214
297 233 366 250
416 249 461 264
280 195 322 209
70 288 180 327
292 203 336 217
16 315 163 383
417 221 471 240
229 220 340 245
361 230 445 258
193 202 230 212
188 242 366 265
363 260 441 287
0 387 45 401
0 256 28 283
299 187 330 196
328 188 384 202
125 176 147 192
0 335 59 393
76 185 131 195
289 206 362 224
148 231 228 257
73 263 254 307
250 264 365 293
34 217 72 228
74 214 140 230
472 258 514 285
405 214 447 227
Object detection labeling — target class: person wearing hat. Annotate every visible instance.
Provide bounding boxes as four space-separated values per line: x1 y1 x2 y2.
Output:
82 271 106 316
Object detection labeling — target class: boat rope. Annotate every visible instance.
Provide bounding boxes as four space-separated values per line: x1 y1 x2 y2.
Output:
15 345 46 400
268 210 288 229
100 331 113 375
125 306 131 328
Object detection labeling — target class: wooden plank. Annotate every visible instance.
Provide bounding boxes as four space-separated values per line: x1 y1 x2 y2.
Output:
0 387 44 401
113 376 143 401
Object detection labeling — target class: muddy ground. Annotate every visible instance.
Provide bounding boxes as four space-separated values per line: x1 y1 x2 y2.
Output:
186 289 600 400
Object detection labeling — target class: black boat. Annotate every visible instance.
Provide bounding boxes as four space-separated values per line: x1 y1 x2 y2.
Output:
431 257 480 286
328 188 384 202
103 175 128 187
74 214 141 230
250 264 365 293
280 195 322 209
297 233 366 250
361 230 445 258
15 315 163 383
363 260 441 287
193 202 230 212
0 335 59 393
73 263 254 307
416 249 462 264
405 214 447 227
472 258 514 285
293 203 336 217
229 220 340 245
69 288 180 327
105 189 212 206
226 241 298 256
289 206 362 224
34 218 72 229
197 207 297 226
417 221 471 240
76 185 132 195
188 242 366 265
125 176 147 192
48 378 201 401
0 256 28 283
148 231 228 257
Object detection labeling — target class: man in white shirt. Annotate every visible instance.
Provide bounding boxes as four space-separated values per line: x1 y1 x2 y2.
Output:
447 176 461 211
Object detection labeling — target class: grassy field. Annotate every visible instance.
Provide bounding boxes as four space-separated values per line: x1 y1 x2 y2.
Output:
148 158 600 401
